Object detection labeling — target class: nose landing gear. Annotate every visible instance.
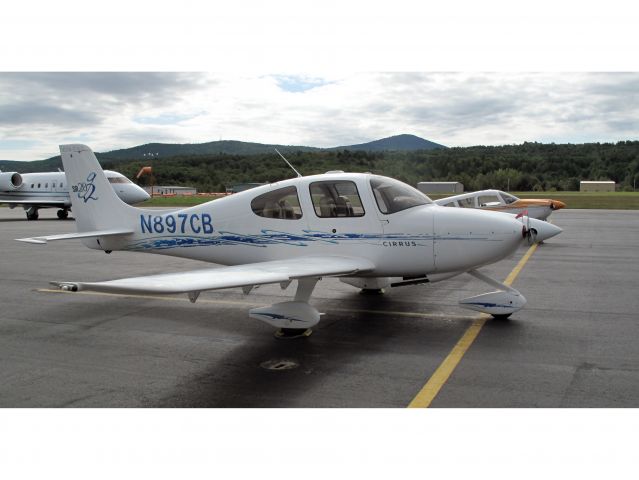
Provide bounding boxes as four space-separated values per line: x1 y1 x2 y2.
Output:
459 270 527 318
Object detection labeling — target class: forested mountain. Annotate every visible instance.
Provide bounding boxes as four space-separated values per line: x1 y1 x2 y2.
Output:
104 141 639 193
328 134 446 151
2 140 638 192
0 134 444 171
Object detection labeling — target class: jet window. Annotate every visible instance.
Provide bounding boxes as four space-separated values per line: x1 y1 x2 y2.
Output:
251 186 303 219
31 184 34 188
45 183 48 188
37 183 41 188
309 181 365 218
370 176 431 215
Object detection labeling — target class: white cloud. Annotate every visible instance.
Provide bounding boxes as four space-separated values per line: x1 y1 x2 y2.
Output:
1 72 638 160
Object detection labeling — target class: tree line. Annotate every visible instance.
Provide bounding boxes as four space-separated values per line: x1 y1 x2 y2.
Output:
92 140 639 192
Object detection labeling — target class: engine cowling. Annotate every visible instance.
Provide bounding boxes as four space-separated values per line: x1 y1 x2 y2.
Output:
0 172 23 190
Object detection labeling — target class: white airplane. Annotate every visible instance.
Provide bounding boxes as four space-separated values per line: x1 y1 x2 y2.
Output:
0 168 150 220
435 189 566 221
18 144 562 337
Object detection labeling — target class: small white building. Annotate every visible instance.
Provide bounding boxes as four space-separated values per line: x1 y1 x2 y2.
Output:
417 182 464 195
144 186 197 196
579 181 615 192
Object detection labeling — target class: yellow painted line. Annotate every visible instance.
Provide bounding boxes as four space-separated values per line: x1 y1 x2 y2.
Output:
407 243 539 408
36 289 475 321
503 243 538 287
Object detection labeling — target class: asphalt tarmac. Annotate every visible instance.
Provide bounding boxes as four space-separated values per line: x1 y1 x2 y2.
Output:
1 207 638 407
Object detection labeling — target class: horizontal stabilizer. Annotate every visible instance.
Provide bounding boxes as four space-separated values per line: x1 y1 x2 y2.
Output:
49 255 375 295
16 228 134 244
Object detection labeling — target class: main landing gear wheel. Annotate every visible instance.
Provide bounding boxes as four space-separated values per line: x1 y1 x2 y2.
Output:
26 210 39 221
274 328 313 339
491 313 512 320
57 209 69 220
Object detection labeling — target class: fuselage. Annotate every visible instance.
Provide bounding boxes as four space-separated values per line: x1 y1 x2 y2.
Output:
0 170 149 208
96 172 526 277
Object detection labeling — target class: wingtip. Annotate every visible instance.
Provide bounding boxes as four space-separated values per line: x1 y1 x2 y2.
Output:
15 237 47 244
50 281 79 292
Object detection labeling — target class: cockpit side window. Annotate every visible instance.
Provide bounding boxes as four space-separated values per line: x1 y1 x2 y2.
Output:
370 176 431 214
309 181 365 218
251 186 303 220
458 197 474 208
478 194 501 206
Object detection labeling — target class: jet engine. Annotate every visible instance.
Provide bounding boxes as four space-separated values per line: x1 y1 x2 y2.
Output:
0 172 23 190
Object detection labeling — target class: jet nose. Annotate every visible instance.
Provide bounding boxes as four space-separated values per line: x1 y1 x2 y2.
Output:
551 200 566 210
527 218 562 242
130 185 151 204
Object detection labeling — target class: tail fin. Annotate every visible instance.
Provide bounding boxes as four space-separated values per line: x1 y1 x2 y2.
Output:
61 144 136 231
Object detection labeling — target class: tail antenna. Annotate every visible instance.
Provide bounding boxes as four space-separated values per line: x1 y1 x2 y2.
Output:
275 148 302 178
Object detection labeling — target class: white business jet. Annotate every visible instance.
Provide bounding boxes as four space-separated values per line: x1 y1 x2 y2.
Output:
18 144 561 337
0 168 150 220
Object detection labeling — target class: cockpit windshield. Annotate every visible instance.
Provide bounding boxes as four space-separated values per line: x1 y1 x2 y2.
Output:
370 176 432 214
500 191 519 204
107 176 133 184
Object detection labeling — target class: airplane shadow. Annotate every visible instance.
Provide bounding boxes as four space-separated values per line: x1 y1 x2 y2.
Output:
151 293 463 408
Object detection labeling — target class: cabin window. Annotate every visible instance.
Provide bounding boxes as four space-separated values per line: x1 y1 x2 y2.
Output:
478 194 501 207
45 183 48 188
251 186 303 219
370 176 430 215
309 181 365 218
31 184 34 188
458 197 474 208
37 183 41 188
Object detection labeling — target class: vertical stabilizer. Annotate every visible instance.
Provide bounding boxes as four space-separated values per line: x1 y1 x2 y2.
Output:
60 144 135 232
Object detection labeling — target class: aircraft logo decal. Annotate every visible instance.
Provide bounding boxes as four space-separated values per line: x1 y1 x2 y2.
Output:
72 172 98 203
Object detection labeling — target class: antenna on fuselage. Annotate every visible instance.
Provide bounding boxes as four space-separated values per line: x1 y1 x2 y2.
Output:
274 148 302 178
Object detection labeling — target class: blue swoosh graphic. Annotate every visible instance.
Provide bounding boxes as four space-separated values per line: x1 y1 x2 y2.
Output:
125 229 497 251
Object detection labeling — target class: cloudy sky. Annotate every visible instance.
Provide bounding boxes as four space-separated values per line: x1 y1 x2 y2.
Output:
1 72 638 161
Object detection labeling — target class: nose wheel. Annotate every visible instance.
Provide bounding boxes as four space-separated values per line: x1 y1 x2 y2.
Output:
57 209 69 220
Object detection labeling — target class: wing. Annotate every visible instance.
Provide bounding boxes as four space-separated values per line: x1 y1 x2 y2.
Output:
17 228 134 244
0 197 67 207
52 255 375 295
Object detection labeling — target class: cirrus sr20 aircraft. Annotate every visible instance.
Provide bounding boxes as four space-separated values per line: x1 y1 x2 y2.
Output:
0 168 150 220
18 145 562 337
